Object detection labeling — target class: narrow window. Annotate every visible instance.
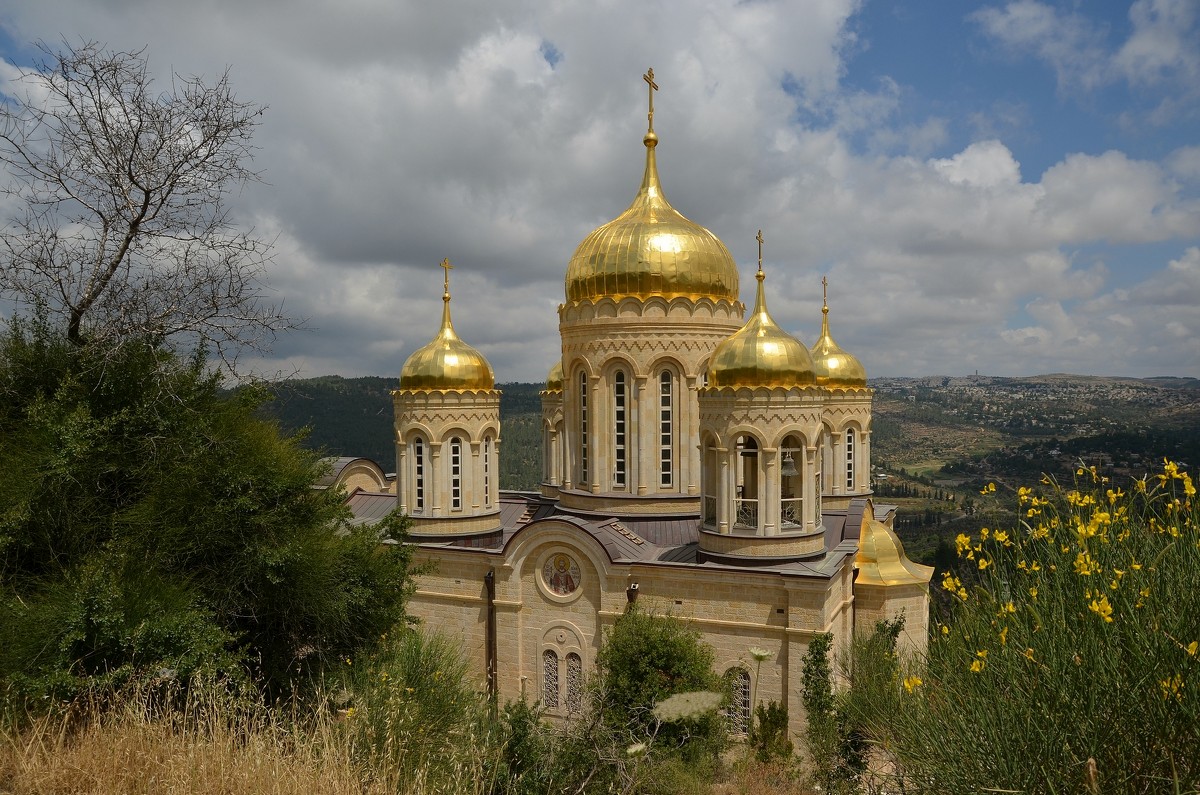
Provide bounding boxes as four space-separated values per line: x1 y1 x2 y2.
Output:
579 371 589 485
413 437 425 512
659 370 673 488
543 650 559 709
483 436 492 508
450 437 462 510
566 653 583 713
845 428 856 491
726 668 751 735
613 370 627 488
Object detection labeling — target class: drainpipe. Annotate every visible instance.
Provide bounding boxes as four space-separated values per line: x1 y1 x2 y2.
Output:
484 569 497 702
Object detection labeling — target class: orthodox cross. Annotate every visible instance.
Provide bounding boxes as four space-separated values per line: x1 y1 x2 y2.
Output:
643 68 658 131
756 229 764 273
440 258 453 292
822 275 829 307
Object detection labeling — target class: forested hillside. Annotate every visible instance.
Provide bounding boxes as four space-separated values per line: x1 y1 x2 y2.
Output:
257 378 545 488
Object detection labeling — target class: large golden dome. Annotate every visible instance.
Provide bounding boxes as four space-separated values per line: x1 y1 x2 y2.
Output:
564 97 739 305
707 265 815 389
810 289 867 388
399 269 494 391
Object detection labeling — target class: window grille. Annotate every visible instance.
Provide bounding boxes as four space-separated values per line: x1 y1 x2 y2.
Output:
566 653 583 713
579 371 589 485
845 428 855 491
659 370 673 488
614 371 627 488
543 650 559 709
450 437 462 510
414 437 425 511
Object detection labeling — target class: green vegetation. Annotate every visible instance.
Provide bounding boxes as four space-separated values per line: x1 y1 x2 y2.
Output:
0 322 417 701
847 464 1199 793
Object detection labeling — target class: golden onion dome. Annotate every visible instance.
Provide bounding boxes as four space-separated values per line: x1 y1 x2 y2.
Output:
545 360 563 392
564 72 739 305
810 285 866 387
399 263 495 391
707 257 815 389
855 517 934 587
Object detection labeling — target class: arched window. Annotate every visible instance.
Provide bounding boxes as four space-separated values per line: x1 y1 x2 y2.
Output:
659 370 673 488
725 668 751 735
566 653 583 713
701 438 718 527
450 437 462 510
413 437 425 512
613 370 627 489
543 649 559 709
781 434 803 527
845 428 856 491
483 436 492 508
578 371 589 486
735 435 760 530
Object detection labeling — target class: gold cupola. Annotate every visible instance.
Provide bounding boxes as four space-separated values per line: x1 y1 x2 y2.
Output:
399 260 495 391
707 231 815 389
544 360 563 392
810 278 866 387
855 517 933 587
564 69 739 305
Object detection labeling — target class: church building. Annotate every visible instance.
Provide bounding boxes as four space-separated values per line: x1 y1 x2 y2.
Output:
341 72 932 736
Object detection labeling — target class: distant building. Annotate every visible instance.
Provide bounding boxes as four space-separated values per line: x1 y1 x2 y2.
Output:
337 74 931 736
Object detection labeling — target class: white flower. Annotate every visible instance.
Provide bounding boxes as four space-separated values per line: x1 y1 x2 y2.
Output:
748 646 773 662
626 742 647 756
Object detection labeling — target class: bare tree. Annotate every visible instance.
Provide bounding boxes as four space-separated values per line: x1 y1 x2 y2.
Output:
0 40 288 359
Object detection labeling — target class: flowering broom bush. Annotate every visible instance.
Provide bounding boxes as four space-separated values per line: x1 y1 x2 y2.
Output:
866 461 1199 794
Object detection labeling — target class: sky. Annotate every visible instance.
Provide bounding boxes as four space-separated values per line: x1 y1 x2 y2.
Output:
1 0 1198 382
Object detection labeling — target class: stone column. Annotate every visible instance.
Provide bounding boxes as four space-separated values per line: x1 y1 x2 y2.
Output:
684 376 699 495
396 442 408 514
429 442 443 517
717 446 730 534
805 446 819 532
470 441 482 511
763 447 779 536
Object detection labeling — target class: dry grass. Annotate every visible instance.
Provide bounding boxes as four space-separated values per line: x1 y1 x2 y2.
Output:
0 689 387 795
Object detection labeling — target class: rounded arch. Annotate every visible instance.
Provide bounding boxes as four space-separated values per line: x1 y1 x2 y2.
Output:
641 296 669 317
402 423 435 444
438 426 474 445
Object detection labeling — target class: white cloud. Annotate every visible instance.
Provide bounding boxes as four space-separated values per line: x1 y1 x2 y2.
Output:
0 0 1197 381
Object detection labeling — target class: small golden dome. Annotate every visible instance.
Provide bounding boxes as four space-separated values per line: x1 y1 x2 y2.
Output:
564 76 739 305
810 287 866 387
399 264 494 391
707 261 815 389
545 360 563 392
855 517 933 587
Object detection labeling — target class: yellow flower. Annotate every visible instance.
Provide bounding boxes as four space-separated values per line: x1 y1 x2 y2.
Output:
993 529 1011 546
1073 551 1100 576
955 533 972 555
940 624 950 636
1018 486 1032 504
981 482 997 495
1024 647 1035 661
345 707 357 718
1089 594 1114 623
978 556 992 571
999 627 1009 645
999 601 1016 615
1187 641 1198 657
1184 473 1197 497
1106 487 1124 505
903 676 923 693
970 659 986 673
1029 587 1038 600
980 527 990 540
1161 674 1184 701
976 649 988 659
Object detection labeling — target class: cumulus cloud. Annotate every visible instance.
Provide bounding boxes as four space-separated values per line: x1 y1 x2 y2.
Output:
0 0 1197 381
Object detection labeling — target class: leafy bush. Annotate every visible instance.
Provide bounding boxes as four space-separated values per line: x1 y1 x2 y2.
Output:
0 322 416 702
750 700 793 762
860 463 1200 793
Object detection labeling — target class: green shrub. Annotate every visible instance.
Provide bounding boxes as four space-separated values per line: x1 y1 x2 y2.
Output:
750 700 793 762
860 464 1200 794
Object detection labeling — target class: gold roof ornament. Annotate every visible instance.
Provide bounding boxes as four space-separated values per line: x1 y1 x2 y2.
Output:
707 231 815 389
399 259 495 391
810 276 867 387
545 360 564 392
564 69 740 305
855 517 934 587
